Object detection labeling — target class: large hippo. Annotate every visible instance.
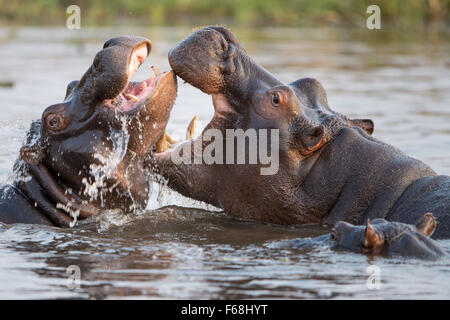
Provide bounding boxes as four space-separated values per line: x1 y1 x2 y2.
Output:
0 36 177 227
155 26 450 239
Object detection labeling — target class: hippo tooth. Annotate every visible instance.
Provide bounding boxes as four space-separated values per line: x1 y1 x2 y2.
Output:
151 65 161 77
155 131 170 153
149 74 154 83
142 81 147 89
185 115 198 140
125 93 139 102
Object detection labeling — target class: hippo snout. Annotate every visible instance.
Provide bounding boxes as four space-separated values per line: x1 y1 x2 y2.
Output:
168 26 240 95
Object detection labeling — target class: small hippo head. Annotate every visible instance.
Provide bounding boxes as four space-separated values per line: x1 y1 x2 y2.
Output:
15 36 177 226
331 213 445 259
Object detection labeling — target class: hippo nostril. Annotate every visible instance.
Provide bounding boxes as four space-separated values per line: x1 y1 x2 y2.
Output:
331 228 340 241
49 117 58 127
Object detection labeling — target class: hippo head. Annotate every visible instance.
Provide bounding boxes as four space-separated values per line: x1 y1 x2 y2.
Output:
331 213 444 259
155 26 374 223
168 26 373 137
16 36 177 226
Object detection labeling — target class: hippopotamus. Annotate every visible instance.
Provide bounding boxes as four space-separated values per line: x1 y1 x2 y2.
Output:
283 213 444 260
155 26 450 239
0 36 177 227
330 213 444 259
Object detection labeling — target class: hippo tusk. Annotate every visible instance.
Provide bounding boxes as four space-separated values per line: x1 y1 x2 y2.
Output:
151 65 161 77
125 93 139 102
185 115 198 140
155 115 198 153
155 131 177 153
164 133 177 145
154 114 198 154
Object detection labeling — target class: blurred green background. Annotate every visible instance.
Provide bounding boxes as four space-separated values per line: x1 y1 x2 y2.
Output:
0 0 448 30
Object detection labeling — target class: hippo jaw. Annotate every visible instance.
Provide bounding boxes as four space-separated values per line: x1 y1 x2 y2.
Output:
100 51 170 115
63 37 175 121
17 36 177 227
102 68 170 113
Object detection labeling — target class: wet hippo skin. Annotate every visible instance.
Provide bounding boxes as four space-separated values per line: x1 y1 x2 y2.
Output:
155 26 450 239
0 36 177 227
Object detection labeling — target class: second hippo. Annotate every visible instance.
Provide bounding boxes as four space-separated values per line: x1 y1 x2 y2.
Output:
155 26 450 238
285 213 445 260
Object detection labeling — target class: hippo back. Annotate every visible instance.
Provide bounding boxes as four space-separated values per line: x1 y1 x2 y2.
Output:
388 175 450 239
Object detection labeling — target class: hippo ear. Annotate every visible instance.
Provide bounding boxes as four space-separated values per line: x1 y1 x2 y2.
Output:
289 78 329 109
64 80 79 100
300 125 327 155
364 219 384 249
350 118 374 135
416 212 436 237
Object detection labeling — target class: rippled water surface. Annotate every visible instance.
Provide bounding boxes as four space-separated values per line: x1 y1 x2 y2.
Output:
0 27 449 299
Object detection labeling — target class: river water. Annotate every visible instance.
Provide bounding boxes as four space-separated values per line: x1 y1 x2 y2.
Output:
0 27 449 299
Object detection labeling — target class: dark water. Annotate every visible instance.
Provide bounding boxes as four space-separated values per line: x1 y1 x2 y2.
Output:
0 27 449 299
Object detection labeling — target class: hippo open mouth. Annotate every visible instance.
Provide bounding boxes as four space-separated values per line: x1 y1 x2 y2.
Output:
100 43 169 113
113 69 166 112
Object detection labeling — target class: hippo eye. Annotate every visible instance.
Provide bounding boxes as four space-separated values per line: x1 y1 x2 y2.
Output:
272 93 280 107
46 114 62 130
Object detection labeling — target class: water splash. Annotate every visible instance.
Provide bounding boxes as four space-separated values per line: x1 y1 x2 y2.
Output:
82 113 129 207
96 209 133 233
56 202 80 227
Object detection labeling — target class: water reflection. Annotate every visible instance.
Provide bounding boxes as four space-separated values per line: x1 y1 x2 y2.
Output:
1 206 449 299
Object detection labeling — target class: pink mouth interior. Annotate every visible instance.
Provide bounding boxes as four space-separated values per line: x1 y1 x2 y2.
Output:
105 44 166 112
119 75 164 112
128 44 148 79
